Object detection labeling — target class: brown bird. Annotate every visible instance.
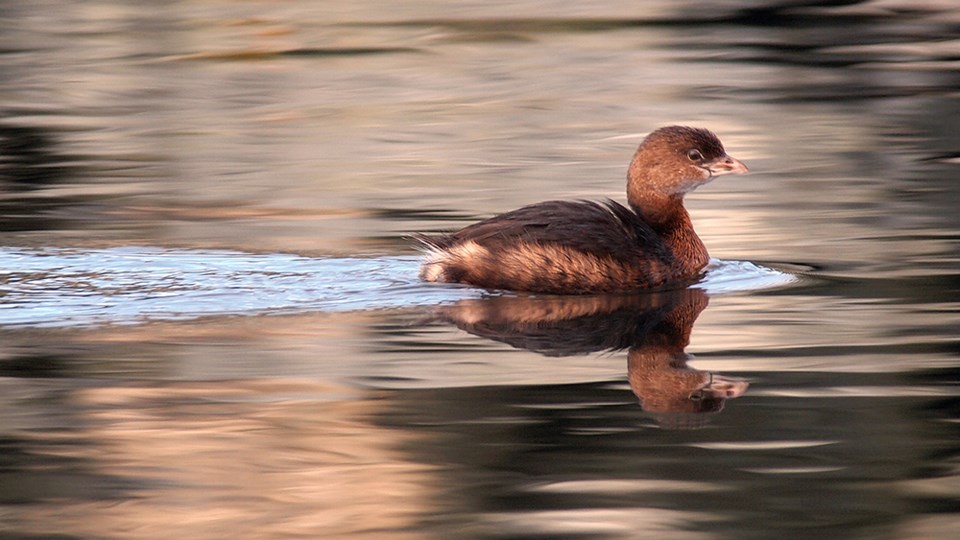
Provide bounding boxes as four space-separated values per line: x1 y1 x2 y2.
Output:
417 126 748 293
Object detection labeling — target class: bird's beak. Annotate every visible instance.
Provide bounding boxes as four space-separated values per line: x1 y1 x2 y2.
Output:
706 154 749 176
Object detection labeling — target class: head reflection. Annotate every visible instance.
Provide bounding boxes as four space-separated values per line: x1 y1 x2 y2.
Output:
435 288 747 428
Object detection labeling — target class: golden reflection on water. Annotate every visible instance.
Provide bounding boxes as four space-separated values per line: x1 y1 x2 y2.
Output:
11 380 435 540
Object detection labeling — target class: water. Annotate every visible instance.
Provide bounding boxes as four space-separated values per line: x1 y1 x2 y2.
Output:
0 247 794 327
2 1 959 538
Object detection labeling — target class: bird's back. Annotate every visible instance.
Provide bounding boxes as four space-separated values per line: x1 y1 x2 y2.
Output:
418 200 687 293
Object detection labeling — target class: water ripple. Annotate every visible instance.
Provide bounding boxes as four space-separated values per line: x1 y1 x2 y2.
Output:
0 247 796 328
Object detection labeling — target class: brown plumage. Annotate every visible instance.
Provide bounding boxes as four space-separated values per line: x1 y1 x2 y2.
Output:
417 125 748 293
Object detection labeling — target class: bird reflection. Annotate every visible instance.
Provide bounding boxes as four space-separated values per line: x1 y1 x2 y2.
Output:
434 288 747 428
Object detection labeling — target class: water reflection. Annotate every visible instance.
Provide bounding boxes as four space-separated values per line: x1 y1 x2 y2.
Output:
436 288 747 426
0 121 84 232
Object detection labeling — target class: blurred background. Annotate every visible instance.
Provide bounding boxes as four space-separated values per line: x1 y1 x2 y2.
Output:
1 1 959 538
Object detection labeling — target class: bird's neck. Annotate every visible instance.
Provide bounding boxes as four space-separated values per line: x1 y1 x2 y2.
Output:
629 191 709 274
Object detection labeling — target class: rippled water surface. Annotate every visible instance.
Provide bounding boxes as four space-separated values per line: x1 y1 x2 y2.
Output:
1 1 959 538
0 247 793 327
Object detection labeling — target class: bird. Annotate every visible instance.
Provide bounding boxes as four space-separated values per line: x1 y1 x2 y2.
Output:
416 126 748 294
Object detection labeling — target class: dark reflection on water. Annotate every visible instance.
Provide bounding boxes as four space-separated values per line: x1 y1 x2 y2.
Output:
436 289 748 425
0 121 86 233
1 0 960 538
377 381 960 538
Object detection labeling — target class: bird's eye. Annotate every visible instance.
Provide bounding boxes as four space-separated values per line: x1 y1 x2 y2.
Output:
686 149 704 161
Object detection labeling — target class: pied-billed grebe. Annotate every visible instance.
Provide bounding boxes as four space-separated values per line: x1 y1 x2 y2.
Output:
417 126 748 293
